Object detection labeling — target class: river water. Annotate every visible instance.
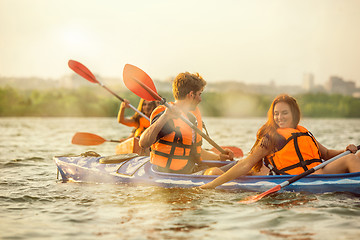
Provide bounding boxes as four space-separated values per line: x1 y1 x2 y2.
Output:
1 117 360 240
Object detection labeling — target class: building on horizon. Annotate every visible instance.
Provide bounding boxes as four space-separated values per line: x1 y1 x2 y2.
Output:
301 73 326 93
326 76 356 96
302 73 314 91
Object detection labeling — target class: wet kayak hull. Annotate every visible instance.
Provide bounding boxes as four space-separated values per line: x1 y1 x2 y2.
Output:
54 155 360 194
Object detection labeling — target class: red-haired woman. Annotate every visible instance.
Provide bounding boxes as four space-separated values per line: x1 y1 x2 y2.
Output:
200 94 360 189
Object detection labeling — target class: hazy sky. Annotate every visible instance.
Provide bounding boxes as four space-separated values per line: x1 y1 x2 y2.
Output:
1 0 360 86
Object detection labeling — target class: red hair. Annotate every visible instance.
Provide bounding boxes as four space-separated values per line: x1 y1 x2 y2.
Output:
251 94 301 171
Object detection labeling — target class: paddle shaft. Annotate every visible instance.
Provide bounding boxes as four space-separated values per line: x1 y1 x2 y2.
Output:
279 146 359 188
100 83 150 121
68 60 150 121
163 102 226 154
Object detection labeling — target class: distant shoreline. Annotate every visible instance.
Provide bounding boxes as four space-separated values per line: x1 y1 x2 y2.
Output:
1 86 360 118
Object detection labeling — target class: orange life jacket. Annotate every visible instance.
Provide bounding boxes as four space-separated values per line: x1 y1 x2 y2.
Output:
264 125 322 175
134 116 150 138
150 103 203 172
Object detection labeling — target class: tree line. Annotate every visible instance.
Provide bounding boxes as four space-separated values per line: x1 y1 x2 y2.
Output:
1 86 360 118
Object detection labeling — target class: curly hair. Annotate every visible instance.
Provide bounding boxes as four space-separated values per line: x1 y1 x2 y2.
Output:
172 72 207 100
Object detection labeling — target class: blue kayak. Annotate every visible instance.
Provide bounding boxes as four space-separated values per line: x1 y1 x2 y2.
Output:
54 154 360 194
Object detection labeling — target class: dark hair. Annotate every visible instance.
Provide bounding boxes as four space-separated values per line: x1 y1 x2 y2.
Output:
131 99 158 123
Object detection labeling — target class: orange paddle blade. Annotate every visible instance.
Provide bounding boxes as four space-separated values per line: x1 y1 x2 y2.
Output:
68 60 98 84
238 185 281 204
123 64 158 101
211 146 244 158
71 132 107 146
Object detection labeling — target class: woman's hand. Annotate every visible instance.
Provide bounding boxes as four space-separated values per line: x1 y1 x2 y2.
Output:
346 144 358 154
121 99 130 108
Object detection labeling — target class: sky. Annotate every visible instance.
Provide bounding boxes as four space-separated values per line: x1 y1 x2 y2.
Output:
1 0 360 86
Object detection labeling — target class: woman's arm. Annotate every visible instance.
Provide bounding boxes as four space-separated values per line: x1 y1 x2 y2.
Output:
117 100 138 128
200 145 270 189
318 141 357 160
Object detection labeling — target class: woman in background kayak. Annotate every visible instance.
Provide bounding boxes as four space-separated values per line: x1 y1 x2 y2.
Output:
117 99 159 139
200 94 360 189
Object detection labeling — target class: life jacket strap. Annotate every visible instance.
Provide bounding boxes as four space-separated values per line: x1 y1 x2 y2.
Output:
157 139 193 149
279 158 323 173
266 154 323 175
151 108 202 171
152 150 190 160
264 130 322 175
166 126 183 169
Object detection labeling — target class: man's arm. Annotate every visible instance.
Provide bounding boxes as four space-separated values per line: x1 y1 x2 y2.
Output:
139 107 179 149
201 148 234 161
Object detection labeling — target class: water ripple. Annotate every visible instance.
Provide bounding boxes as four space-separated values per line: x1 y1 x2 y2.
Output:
1 117 360 240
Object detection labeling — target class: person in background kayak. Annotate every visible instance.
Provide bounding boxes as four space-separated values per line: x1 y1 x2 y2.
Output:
139 72 234 174
200 94 360 189
117 98 158 139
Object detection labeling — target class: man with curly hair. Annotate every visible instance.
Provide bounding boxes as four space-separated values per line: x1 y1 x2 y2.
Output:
139 72 233 174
